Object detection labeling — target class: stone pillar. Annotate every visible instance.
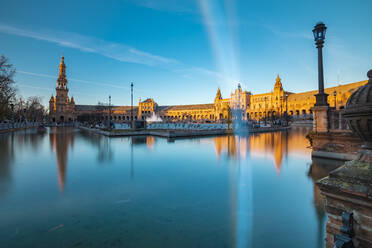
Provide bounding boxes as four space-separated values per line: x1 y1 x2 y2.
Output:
317 162 372 247
312 106 329 132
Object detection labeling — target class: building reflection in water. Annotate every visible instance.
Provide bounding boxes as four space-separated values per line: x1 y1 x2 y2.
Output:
97 138 113 163
129 136 156 180
131 138 134 180
308 157 344 248
49 128 75 192
49 128 120 192
78 131 114 163
0 133 14 197
213 127 310 173
213 127 314 247
1 126 343 246
0 130 46 197
146 136 155 150
48 131 156 191
214 132 288 171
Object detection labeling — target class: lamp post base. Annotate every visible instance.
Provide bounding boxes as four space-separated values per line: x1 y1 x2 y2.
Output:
312 105 329 133
314 93 329 106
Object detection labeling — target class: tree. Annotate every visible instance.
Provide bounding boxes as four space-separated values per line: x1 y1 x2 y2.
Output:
8 96 47 123
0 55 17 121
25 96 47 122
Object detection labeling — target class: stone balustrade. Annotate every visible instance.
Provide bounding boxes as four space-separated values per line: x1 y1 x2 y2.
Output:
0 122 40 131
146 123 228 130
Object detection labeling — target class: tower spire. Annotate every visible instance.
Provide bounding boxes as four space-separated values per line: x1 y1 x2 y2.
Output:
57 56 68 89
275 74 282 90
216 88 222 100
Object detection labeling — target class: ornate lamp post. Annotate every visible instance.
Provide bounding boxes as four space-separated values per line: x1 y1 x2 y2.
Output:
312 22 330 132
264 97 267 125
108 95 112 130
131 82 133 122
333 90 337 109
284 93 288 125
280 96 283 119
313 22 328 106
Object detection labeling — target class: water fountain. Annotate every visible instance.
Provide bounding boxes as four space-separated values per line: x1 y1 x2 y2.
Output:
146 112 162 123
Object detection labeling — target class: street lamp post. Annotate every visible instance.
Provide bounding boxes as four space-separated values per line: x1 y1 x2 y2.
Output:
280 96 283 120
131 82 133 122
264 97 267 125
313 22 329 106
285 93 289 126
311 22 331 133
333 90 337 109
108 95 112 130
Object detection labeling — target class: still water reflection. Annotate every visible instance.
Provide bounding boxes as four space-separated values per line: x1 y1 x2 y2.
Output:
0 127 343 248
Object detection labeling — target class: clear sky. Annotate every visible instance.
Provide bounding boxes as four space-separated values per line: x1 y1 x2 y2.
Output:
1 0 371 107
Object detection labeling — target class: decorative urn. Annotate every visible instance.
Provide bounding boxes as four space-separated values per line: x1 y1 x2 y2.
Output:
343 69 372 161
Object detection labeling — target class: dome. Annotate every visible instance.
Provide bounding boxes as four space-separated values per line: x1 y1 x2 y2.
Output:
342 69 372 149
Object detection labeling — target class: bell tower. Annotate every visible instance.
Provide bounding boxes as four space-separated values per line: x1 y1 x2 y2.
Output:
57 56 67 88
49 56 76 123
215 88 222 102
56 56 68 99
274 74 283 91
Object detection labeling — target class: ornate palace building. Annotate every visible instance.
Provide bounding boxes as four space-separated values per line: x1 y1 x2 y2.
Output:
49 57 368 123
49 57 76 122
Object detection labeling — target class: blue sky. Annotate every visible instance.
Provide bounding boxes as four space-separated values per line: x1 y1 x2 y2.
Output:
1 0 371 106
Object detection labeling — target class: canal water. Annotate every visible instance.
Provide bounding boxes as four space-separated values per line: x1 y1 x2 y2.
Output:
0 127 343 248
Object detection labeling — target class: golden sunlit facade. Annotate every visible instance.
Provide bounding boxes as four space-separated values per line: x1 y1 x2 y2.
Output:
49 57 368 123
247 75 367 120
103 75 367 122
138 98 158 119
249 75 286 120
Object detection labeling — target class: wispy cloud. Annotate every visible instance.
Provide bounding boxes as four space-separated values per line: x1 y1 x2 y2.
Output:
124 0 197 13
175 66 235 84
17 70 142 91
1 23 233 93
18 82 114 100
263 25 313 40
0 23 178 67
17 84 51 91
18 71 55 79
